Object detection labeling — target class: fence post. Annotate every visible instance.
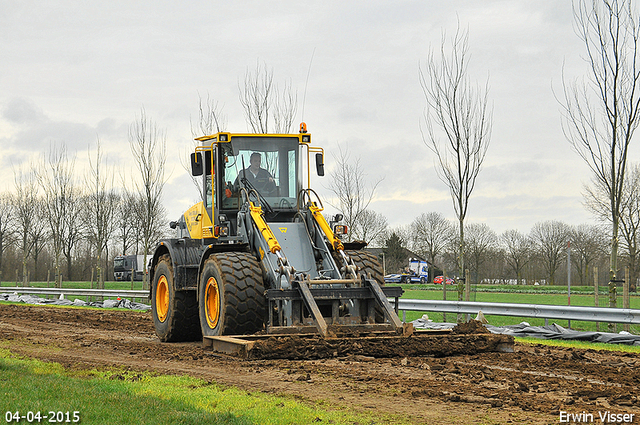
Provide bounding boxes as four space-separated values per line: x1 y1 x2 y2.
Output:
624 266 630 333
90 268 94 302
567 241 571 329
442 269 447 323
465 269 471 322
594 266 600 332
609 274 618 332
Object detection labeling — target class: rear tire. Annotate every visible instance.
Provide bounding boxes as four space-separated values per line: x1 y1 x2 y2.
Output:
152 255 201 342
199 252 266 336
345 250 384 284
343 250 388 323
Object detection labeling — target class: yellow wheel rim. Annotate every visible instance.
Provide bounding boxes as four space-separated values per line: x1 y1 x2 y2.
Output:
205 277 220 329
156 275 169 323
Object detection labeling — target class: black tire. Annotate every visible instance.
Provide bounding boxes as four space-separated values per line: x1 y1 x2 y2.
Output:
151 255 201 342
343 250 387 323
345 250 384 284
199 252 266 337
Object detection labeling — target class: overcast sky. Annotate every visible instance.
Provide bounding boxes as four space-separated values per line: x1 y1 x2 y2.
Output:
2 1 632 236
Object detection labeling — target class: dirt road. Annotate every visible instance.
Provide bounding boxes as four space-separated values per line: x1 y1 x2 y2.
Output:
1 303 638 424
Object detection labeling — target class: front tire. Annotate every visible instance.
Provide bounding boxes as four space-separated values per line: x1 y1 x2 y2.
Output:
199 252 266 337
151 255 201 342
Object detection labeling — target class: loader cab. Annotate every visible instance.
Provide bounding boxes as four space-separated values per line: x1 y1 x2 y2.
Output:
192 132 319 241
218 136 300 214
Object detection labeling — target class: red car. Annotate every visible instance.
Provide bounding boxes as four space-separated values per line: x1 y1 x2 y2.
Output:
433 275 455 285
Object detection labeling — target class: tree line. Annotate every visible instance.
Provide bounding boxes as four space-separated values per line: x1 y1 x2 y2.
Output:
380 215 638 292
0 110 168 287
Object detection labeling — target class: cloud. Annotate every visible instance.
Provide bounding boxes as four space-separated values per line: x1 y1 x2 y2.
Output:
0 97 116 155
3 97 46 125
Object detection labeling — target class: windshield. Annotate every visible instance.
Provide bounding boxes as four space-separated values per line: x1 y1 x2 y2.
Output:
114 258 125 269
220 137 299 210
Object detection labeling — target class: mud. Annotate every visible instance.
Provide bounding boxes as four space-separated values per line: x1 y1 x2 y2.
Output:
1 303 639 424
247 332 513 360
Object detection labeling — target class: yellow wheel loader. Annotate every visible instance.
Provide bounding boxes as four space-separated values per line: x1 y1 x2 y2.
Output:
149 125 513 358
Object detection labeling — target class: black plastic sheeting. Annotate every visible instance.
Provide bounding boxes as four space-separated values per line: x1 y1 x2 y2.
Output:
0 292 151 310
412 318 640 346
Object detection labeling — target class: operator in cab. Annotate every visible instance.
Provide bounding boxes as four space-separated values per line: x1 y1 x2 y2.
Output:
234 152 277 195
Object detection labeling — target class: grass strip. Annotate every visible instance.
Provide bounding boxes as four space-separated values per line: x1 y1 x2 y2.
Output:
0 349 405 425
514 337 640 353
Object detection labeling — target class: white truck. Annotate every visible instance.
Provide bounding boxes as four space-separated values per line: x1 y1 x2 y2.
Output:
384 259 430 284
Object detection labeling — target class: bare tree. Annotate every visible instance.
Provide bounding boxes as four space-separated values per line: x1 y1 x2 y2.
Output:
192 94 227 137
560 0 640 302
501 229 532 285
420 24 492 297
85 139 118 289
61 186 83 282
465 222 498 284
129 109 168 288
584 163 640 291
327 146 383 243
0 193 15 280
114 187 138 256
410 212 452 280
351 209 388 247
12 165 40 285
38 143 79 286
186 95 228 200
570 224 608 286
239 61 297 133
619 164 640 290
29 198 48 282
530 220 570 285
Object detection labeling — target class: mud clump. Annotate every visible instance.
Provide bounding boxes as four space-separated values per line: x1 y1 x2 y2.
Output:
451 320 491 335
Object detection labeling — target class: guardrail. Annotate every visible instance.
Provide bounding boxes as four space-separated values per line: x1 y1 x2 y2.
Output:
397 299 640 325
3 288 639 325
1 287 149 299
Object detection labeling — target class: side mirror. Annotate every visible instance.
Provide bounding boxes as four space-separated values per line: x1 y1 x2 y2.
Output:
191 152 203 176
315 153 325 177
